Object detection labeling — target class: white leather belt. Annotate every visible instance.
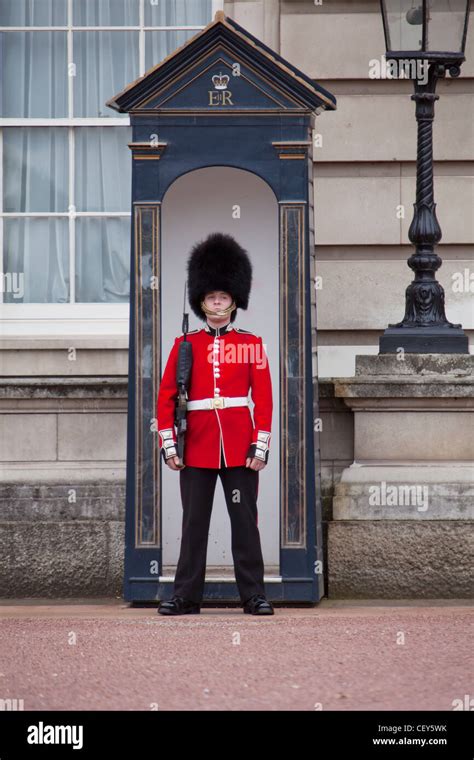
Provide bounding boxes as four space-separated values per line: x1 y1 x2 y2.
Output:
186 396 249 410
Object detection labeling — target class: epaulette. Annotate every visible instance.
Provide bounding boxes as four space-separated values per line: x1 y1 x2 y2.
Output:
235 327 256 335
179 329 200 337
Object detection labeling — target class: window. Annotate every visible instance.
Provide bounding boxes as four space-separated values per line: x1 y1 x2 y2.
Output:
0 0 219 313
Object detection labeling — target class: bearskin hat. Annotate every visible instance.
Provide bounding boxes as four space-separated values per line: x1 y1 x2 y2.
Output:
186 232 252 322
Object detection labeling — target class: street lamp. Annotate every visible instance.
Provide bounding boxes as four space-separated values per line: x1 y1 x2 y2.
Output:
378 0 471 353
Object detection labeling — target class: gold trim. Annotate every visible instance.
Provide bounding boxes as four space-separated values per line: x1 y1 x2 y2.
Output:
155 58 289 110
280 203 306 549
130 110 314 116
134 207 141 545
134 205 161 549
272 141 312 147
200 300 236 317
106 11 335 112
274 142 310 160
153 207 160 548
137 49 301 111
216 16 335 109
128 142 167 160
128 142 167 148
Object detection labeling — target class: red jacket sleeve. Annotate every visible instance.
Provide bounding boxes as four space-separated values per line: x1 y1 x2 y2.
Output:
157 336 180 461
247 336 273 463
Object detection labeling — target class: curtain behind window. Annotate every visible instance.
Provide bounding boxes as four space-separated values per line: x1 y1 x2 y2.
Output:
1 0 209 303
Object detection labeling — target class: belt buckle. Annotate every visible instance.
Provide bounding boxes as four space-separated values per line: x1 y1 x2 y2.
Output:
213 397 224 409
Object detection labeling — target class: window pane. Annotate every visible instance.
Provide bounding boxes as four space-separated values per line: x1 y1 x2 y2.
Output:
3 128 68 212
144 0 212 26
74 127 131 211
426 0 468 53
73 31 138 117
73 0 139 26
1 32 68 117
3 218 69 303
0 0 67 26
384 0 424 50
75 217 130 302
145 30 199 69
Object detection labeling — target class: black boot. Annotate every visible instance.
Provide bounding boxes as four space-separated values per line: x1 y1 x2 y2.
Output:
243 594 274 615
158 595 200 615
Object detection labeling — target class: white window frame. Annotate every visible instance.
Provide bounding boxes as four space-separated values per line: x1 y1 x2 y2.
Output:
0 0 224 339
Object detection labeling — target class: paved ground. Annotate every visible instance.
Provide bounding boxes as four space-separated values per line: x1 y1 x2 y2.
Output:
0 599 472 711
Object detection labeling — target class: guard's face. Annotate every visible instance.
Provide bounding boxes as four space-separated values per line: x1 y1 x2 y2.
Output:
204 291 232 315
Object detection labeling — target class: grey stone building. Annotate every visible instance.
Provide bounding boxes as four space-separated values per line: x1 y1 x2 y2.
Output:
1 0 472 600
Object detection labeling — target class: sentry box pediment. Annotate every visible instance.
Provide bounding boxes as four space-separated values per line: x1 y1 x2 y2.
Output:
106 11 336 115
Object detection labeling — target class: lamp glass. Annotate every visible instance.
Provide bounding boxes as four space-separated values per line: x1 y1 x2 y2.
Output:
382 0 470 54
384 0 424 50
426 0 469 52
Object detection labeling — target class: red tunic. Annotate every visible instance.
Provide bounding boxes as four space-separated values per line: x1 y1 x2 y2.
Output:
156 323 273 468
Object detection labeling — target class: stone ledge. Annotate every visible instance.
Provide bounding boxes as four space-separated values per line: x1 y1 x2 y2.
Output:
0 463 126 484
0 337 128 350
0 483 125 520
356 354 474 377
335 464 474 483
0 377 128 399
335 380 474 402
334 481 474 520
334 353 474 405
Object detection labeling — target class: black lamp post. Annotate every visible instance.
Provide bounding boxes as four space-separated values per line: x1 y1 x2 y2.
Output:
379 0 471 353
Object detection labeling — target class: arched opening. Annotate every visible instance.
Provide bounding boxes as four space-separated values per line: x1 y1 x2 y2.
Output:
160 165 280 580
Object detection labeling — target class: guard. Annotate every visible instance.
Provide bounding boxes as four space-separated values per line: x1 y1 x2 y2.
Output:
156 232 274 616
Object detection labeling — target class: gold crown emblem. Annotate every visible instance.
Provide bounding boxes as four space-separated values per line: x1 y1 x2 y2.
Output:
212 72 229 90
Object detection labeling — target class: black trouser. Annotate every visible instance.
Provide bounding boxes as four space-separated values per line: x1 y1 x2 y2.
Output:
173 444 266 604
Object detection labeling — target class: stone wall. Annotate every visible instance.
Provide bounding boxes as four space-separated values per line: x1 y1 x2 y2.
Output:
329 354 474 598
0 378 127 597
227 0 474 376
0 377 355 598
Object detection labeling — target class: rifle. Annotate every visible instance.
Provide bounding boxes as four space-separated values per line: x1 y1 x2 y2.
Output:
174 281 193 468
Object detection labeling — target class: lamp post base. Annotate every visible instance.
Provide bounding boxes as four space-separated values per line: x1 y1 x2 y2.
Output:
379 327 469 354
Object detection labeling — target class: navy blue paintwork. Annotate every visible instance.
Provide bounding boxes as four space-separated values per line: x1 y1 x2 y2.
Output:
107 12 336 604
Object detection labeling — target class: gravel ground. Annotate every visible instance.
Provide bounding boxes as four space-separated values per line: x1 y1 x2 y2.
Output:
0 599 472 712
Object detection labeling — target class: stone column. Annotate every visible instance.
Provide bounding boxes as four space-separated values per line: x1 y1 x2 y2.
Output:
329 354 473 598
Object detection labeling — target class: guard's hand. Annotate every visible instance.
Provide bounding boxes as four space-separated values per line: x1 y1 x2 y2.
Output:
245 457 266 471
166 455 185 470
